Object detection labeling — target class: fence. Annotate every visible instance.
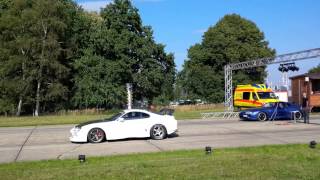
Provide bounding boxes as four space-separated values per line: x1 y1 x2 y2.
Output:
167 103 225 112
201 111 240 119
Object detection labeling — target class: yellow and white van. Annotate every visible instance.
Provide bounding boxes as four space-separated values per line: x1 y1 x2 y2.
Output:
234 84 280 108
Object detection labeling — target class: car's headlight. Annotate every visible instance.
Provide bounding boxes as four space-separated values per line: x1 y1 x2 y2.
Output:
72 127 81 136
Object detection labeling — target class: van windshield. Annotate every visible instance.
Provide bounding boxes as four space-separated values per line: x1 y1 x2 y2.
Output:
257 92 277 99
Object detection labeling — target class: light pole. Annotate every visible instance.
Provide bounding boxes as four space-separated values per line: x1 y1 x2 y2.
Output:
126 83 132 110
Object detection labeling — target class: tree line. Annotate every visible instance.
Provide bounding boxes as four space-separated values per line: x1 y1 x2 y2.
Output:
1 0 284 117
0 0 175 116
176 14 275 102
309 64 320 73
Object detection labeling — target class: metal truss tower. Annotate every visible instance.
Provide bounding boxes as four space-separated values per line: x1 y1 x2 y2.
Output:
281 71 289 88
224 48 320 111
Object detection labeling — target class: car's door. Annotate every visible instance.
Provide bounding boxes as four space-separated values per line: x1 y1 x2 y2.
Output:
276 102 288 119
120 112 151 138
283 102 297 119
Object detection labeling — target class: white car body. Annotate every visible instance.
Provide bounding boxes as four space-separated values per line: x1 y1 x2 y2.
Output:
70 109 178 143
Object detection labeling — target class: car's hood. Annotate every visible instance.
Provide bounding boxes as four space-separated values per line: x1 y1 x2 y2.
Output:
75 119 104 128
75 118 114 128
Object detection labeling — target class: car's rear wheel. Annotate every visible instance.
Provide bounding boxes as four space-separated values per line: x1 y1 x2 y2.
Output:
294 111 303 120
87 128 105 143
150 124 167 140
257 112 268 121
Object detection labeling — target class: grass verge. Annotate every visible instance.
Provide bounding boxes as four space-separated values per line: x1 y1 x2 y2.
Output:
0 114 111 127
174 109 223 120
1 144 319 179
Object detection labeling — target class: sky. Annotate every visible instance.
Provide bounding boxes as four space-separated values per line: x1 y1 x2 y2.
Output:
75 0 320 86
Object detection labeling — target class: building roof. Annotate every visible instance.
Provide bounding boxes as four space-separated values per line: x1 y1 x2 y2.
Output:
289 72 320 80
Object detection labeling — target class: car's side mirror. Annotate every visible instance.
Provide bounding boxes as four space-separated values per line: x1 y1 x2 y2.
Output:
118 117 125 122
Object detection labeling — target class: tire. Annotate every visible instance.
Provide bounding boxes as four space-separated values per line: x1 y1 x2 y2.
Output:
294 111 302 120
150 124 167 140
87 128 105 143
257 112 268 121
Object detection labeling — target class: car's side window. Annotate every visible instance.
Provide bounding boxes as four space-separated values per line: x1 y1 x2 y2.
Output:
141 113 150 119
278 102 287 109
123 112 141 120
243 92 250 100
122 113 131 119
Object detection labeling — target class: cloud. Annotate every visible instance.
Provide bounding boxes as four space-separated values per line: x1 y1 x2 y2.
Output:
78 0 112 12
193 29 207 34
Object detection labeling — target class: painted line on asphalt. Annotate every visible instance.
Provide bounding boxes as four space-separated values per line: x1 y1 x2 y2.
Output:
14 126 37 162
57 144 81 160
146 140 164 151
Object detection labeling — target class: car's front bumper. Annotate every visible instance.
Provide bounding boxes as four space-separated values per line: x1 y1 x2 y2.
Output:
69 127 87 143
239 113 258 120
69 136 86 142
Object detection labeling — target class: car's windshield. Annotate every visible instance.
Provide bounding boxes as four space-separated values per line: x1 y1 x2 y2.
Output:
257 92 277 99
105 112 124 121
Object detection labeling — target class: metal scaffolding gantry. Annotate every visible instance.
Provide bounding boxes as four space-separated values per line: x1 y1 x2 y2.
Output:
224 48 320 111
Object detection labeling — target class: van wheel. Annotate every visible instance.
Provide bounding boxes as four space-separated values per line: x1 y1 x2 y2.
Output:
257 112 268 121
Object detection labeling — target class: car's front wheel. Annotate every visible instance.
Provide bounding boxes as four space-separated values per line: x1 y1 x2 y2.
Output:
257 112 268 121
87 128 105 143
150 124 167 140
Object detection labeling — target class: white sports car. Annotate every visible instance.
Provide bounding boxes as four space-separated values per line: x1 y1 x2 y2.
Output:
70 109 178 143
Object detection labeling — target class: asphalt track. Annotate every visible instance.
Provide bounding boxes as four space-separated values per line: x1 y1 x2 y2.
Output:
0 118 320 164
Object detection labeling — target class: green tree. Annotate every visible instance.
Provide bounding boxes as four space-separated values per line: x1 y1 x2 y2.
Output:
308 63 320 73
0 0 34 115
0 0 81 115
29 0 74 116
179 14 275 102
71 11 128 108
72 0 175 108
0 0 175 114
